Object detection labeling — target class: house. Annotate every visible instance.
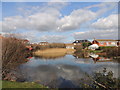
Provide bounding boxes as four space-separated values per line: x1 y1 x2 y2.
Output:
88 44 99 50
0 34 4 39
22 39 29 44
92 39 120 47
39 42 49 45
65 43 74 49
73 40 89 45
26 46 33 51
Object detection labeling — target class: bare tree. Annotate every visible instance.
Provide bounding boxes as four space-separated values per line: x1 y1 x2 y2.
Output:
1 37 30 80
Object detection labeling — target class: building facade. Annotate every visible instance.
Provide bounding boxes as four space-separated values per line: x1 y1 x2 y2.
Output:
65 43 74 49
92 39 120 47
39 42 49 45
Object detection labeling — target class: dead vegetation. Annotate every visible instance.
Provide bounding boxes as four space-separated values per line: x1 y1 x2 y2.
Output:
1 37 30 80
33 48 75 59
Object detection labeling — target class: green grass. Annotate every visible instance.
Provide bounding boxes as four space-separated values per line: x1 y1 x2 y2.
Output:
2 81 47 88
89 50 103 53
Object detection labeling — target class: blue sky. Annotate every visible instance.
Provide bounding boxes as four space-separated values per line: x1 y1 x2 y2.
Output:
1 2 118 43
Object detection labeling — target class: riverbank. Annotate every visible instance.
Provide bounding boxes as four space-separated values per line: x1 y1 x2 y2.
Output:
2 81 47 88
33 48 75 58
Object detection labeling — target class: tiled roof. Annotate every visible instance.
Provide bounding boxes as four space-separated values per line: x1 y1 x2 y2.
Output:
96 39 119 41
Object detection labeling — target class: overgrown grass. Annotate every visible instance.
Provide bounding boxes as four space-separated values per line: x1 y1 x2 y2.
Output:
32 43 66 51
2 81 47 88
33 48 75 59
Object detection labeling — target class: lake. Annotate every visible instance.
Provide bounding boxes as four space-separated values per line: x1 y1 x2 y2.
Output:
15 53 119 88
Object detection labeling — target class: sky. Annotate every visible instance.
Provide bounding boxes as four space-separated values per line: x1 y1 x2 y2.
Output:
1 1 119 43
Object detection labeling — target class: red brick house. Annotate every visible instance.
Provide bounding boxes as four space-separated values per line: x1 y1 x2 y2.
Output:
92 39 120 47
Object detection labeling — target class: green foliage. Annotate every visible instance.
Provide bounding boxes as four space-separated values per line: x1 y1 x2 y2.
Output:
93 68 119 88
82 42 92 49
89 50 102 53
79 68 120 88
98 46 116 50
74 45 83 52
102 47 119 58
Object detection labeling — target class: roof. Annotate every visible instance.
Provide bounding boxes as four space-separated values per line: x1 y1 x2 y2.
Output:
73 40 89 43
23 39 29 42
96 39 119 41
92 40 99 43
39 42 48 43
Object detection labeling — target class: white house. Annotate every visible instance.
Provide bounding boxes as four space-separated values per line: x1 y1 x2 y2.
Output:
88 44 99 50
65 43 74 49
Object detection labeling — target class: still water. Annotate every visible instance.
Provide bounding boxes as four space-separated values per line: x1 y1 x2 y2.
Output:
16 54 119 88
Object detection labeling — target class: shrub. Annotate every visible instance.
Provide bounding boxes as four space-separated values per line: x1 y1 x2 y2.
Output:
98 46 116 50
80 68 120 89
93 68 120 88
82 42 92 49
102 47 119 57
74 45 83 52
1 37 30 80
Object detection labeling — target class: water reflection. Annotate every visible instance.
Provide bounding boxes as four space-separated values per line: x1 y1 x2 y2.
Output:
34 54 66 60
89 53 113 63
16 64 90 88
17 53 119 88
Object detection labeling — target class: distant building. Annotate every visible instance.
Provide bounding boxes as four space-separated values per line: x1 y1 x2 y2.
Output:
22 39 29 44
39 42 49 45
0 34 4 39
65 43 74 49
92 39 120 47
73 40 89 45
88 44 99 50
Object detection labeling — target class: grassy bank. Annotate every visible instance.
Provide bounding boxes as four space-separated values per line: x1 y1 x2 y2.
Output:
33 48 75 59
2 81 47 88
89 50 103 53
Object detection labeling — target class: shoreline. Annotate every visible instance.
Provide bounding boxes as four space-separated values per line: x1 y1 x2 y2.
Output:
33 48 76 58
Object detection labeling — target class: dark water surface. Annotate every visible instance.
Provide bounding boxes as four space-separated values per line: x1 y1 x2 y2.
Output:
16 54 119 88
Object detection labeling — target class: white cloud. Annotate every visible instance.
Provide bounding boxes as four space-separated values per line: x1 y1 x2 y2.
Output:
73 29 118 40
2 16 29 32
92 14 118 29
57 9 96 31
39 35 67 43
2 2 117 33
1 2 118 42
2 8 96 32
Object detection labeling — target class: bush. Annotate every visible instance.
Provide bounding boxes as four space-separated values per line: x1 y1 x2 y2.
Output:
80 68 120 88
82 42 92 49
1 37 30 80
74 45 83 52
98 46 116 50
102 47 119 57
93 68 120 88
